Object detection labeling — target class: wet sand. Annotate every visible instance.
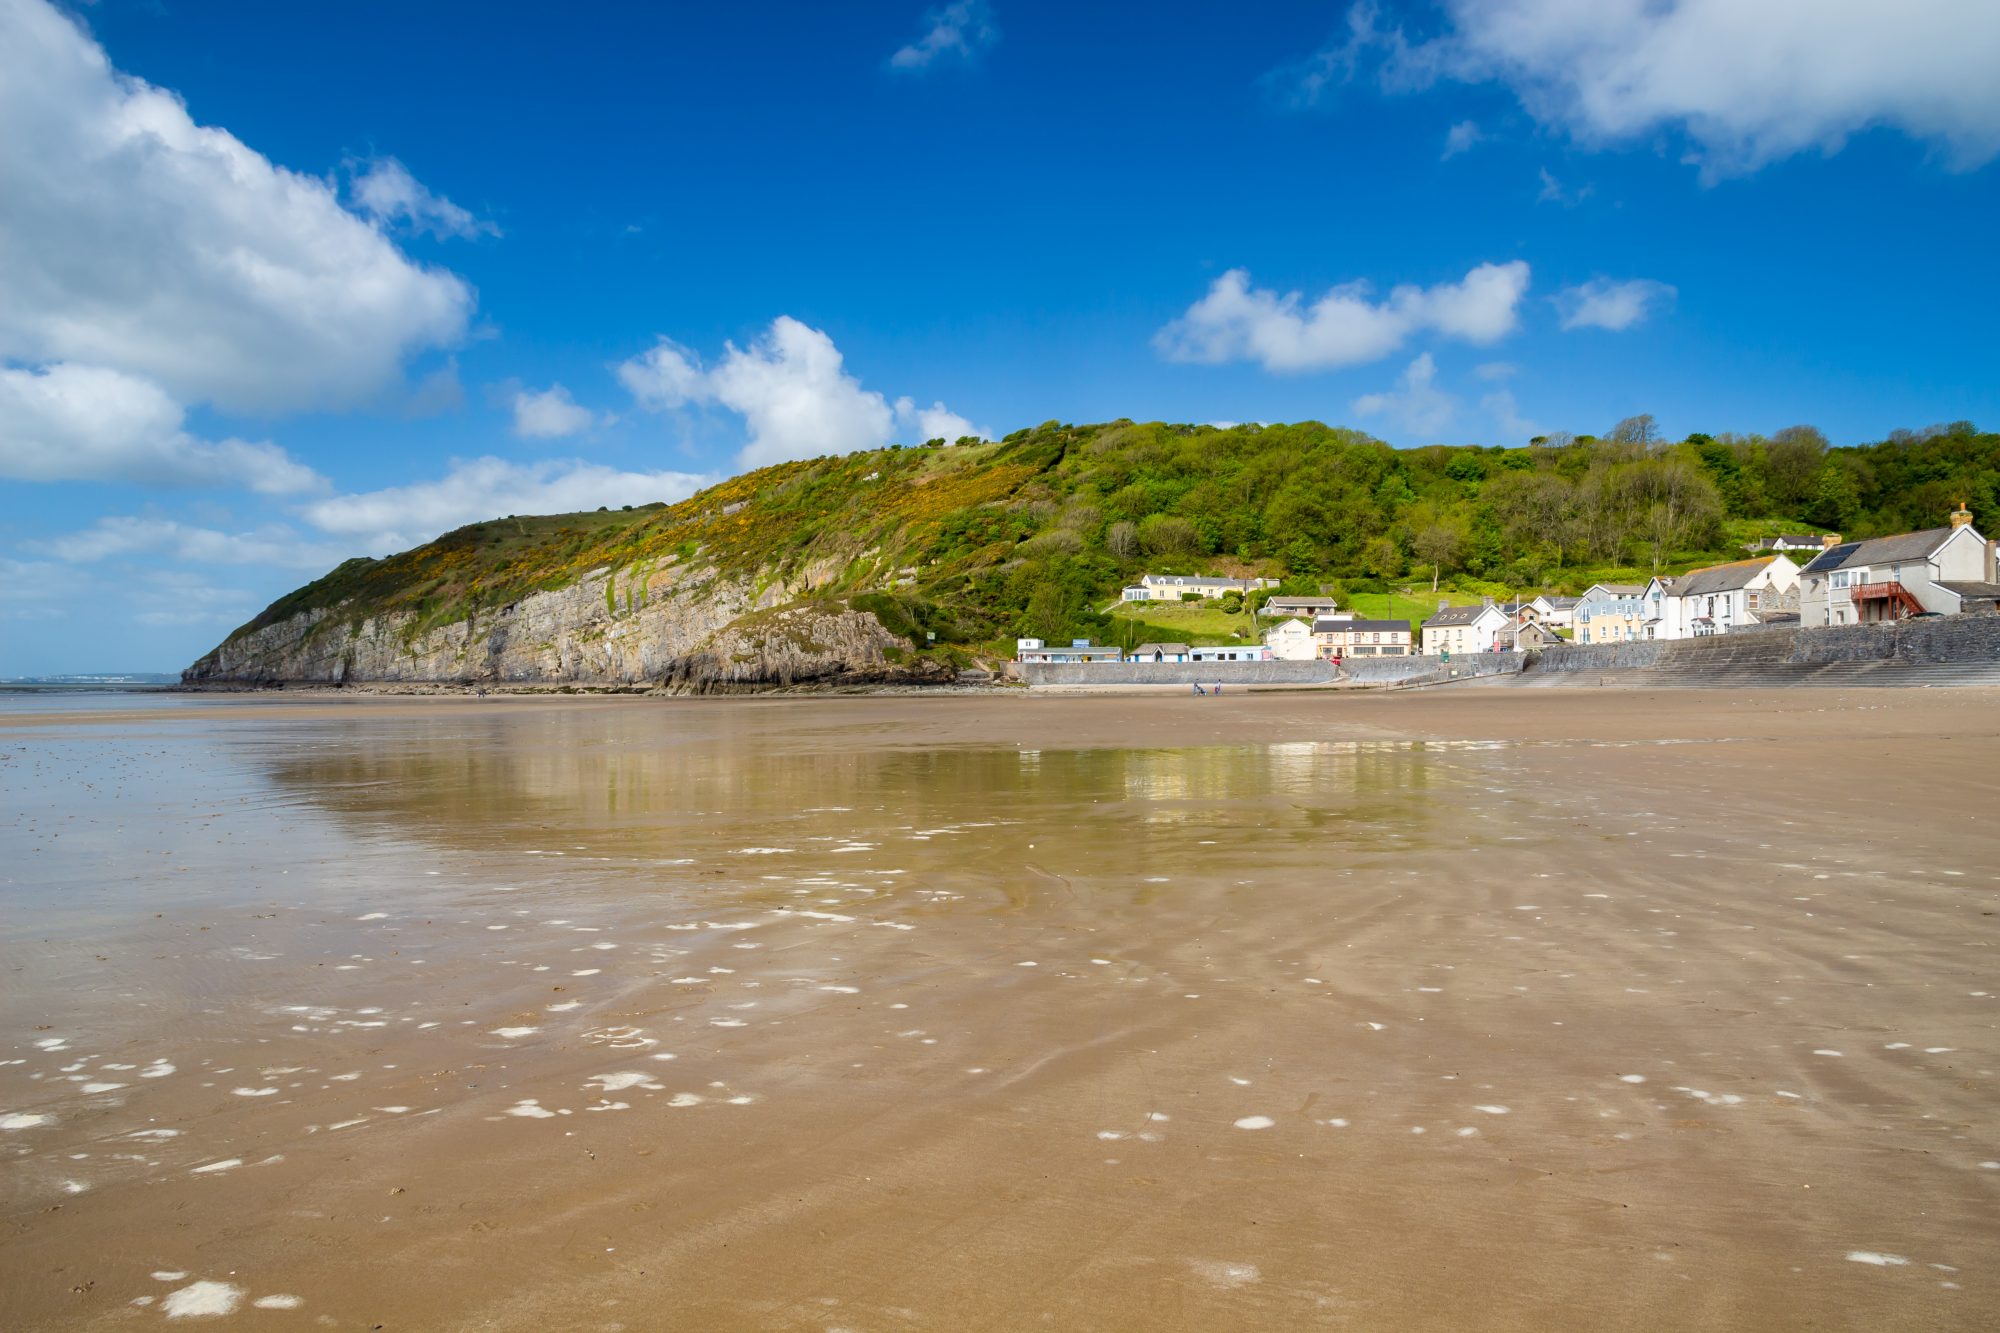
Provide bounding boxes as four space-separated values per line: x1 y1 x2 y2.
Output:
3 688 1997 1330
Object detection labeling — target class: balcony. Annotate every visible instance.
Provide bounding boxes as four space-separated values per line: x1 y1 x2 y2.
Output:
1851 581 1926 619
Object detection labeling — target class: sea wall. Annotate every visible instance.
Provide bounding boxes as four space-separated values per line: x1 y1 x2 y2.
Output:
1529 614 2000 675
1021 660 1337 687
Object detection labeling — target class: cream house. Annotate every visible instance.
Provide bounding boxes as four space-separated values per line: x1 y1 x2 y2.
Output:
1315 617 1412 657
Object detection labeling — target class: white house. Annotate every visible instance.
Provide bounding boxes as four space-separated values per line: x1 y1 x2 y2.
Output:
1261 595 1343 621
1130 641 1192 663
1657 554 1800 638
1744 534 1827 554
1523 595 1581 631
1315 617 1412 656
1189 644 1272 662
1797 506 2000 626
1262 618 1320 661
1121 573 1278 602
1419 602 1513 655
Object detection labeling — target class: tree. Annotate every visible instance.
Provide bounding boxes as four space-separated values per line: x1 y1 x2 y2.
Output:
1614 458 1723 570
1609 414 1660 449
1363 535 1403 581
1137 514 1200 557
1105 520 1139 559
1767 424 1829 511
1414 524 1464 592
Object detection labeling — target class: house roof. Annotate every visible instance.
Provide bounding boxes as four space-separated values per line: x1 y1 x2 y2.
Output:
1536 596 1580 609
1314 617 1410 633
1580 583 1645 600
1132 642 1191 655
1939 581 2000 601
1421 603 1507 627
1800 526 1960 574
1670 556 1785 597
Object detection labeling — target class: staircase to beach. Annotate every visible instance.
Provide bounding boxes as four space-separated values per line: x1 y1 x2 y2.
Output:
1497 617 2000 689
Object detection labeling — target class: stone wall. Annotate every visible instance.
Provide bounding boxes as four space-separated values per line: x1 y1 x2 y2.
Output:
1528 614 2000 675
1021 660 1337 687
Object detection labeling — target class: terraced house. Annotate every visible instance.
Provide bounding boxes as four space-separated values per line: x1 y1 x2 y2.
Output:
1797 505 2000 626
1657 555 1800 637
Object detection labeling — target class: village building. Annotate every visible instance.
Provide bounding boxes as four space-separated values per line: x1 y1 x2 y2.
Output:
1120 573 1278 603
1015 638 1125 664
1521 595 1580 631
1260 595 1344 621
1261 618 1320 661
1744 534 1828 554
1419 602 1513 656
1315 617 1412 657
1572 583 1648 644
1797 506 2000 625
1657 554 1801 638
1130 642 1192 663
1510 618 1567 650
1189 644 1272 662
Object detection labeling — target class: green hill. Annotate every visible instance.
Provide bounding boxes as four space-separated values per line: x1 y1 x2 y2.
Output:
194 417 2000 682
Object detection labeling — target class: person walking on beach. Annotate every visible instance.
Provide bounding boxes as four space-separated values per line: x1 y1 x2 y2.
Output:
1193 682 1205 696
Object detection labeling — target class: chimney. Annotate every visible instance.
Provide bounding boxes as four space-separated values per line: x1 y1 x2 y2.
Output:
1987 538 1997 584
1481 595 1495 607
1951 500 1974 530
1821 533 1842 549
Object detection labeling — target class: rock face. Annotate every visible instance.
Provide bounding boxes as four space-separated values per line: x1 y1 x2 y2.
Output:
184 562 924 690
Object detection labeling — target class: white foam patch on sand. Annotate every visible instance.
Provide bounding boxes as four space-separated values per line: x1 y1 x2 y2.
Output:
1189 1260 1260 1288
506 1100 556 1119
1813 1049 1844 1057
2 1112 54 1130
1847 1251 1910 1266
668 1093 704 1107
1474 1105 1510 1115
587 1072 661 1094
191 1158 242 1174
141 1062 175 1078
153 1271 188 1281
253 1294 304 1309
232 1087 278 1097
162 1280 242 1318
1234 1116 1275 1130
1619 1074 1647 1084
81 1081 127 1094
357 912 388 920
491 1027 540 1040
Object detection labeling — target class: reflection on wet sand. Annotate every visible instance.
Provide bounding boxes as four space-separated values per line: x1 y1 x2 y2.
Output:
2 691 1997 1331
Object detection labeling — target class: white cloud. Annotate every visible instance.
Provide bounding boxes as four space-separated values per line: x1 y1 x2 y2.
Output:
1304 1 2000 178
38 515 346 570
299 457 714 554
1556 278 1677 331
510 384 596 439
894 397 985 444
0 0 473 412
889 0 998 71
129 570 258 628
0 363 325 494
348 157 497 240
1354 353 1456 436
1482 387 1539 443
1474 361 1517 380
1155 261 1530 373
1535 167 1593 206
1442 119 1484 158
619 316 982 469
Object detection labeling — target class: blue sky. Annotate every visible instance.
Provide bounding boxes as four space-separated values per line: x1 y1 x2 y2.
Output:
4 0 1998 673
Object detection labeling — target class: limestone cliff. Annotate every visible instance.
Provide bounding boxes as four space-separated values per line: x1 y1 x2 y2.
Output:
184 560 935 690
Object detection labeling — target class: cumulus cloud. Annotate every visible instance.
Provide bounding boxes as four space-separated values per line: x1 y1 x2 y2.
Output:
0 0 473 412
38 515 347 570
129 570 258 628
894 397 981 443
0 363 325 494
1155 261 1530 373
1288 1 2000 178
619 316 985 469
299 457 714 554
889 0 998 71
1556 278 1677 331
1442 119 1483 158
1482 387 1539 443
1535 167 1593 206
510 384 596 439
348 157 498 240
1353 352 1456 436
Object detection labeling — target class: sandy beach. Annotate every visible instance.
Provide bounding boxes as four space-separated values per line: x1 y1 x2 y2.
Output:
3 687 1997 1330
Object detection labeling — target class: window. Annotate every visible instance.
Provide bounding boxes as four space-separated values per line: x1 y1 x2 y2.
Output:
1831 571 1850 589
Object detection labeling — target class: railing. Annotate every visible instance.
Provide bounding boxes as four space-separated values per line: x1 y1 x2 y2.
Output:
1850 581 1926 618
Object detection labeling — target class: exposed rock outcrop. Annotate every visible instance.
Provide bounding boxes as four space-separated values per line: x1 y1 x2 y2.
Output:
183 562 929 691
